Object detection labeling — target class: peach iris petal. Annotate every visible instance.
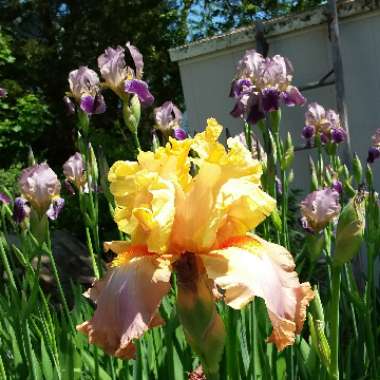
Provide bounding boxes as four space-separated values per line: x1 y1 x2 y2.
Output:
201 235 314 351
77 254 171 359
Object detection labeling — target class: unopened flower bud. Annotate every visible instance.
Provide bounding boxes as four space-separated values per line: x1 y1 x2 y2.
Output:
333 191 365 266
174 253 225 377
352 153 362 184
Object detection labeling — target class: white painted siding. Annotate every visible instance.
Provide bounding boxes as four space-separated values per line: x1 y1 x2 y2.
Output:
171 2 380 191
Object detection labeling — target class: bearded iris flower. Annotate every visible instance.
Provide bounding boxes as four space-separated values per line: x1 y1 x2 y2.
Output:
77 119 314 362
98 42 154 106
300 188 341 233
63 152 88 193
302 103 346 145
230 50 305 124
154 101 186 140
15 163 64 222
67 67 106 115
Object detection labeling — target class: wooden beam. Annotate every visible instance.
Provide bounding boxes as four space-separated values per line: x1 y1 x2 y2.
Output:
327 0 352 164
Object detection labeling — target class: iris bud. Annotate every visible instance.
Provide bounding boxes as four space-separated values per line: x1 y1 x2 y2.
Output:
174 253 225 378
333 191 365 266
352 153 362 184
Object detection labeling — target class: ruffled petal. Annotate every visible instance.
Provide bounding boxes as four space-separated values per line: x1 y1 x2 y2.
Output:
201 235 314 351
77 254 171 359
110 171 176 254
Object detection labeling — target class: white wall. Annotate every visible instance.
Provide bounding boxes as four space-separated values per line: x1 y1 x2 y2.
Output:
174 8 380 191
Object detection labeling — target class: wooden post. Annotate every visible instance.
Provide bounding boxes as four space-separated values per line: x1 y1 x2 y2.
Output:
328 0 352 164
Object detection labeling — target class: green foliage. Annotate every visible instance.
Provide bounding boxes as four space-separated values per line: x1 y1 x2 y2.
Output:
187 0 325 40
0 93 52 166
0 163 21 194
0 30 15 65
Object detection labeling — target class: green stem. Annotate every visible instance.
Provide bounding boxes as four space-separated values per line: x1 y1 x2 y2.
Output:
86 227 100 279
132 131 141 152
226 309 239 380
42 243 75 332
329 266 341 380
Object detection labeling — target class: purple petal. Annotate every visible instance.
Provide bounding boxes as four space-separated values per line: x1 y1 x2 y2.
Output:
0 192 10 205
261 88 280 112
80 94 106 115
331 128 346 144
302 125 315 140
13 197 31 224
172 128 187 141
126 42 144 79
46 197 65 220
229 78 252 98
124 79 154 106
283 86 305 107
331 180 343 194
230 99 246 118
63 96 76 115
246 95 265 125
367 147 380 163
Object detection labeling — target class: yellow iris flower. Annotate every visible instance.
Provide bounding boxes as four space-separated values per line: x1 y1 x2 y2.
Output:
77 118 314 358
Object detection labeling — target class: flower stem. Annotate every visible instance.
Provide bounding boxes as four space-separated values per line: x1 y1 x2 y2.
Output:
132 131 141 152
329 265 341 380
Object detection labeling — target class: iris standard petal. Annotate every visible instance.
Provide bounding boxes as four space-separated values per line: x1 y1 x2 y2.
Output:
110 171 176 254
77 253 171 359
126 42 144 79
201 235 314 351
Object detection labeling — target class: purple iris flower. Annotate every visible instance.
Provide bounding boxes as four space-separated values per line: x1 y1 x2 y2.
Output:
303 103 346 145
0 87 7 98
154 101 182 131
18 163 64 220
230 50 305 124
98 42 154 106
67 66 106 115
63 152 87 191
300 188 341 233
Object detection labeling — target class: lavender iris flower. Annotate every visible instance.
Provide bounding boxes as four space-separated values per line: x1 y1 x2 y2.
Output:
67 66 106 115
63 152 87 191
0 87 7 98
230 50 305 124
18 163 64 220
98 42 154 106
367 129 380 163
300 188 341 233
154 101 184 139
302 103 346 145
